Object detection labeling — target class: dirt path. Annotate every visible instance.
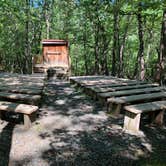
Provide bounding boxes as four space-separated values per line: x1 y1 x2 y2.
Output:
0 78 166 166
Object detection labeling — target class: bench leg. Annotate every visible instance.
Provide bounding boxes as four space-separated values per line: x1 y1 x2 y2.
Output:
98 96 106 106
107 103 122 116
24 112 36 129
107 102 113 112
0 111 2 120
150 110 164 126
123 111 141 133
0 111 2 123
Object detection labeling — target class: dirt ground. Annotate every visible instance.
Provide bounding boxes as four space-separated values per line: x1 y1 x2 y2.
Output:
0 78 166 166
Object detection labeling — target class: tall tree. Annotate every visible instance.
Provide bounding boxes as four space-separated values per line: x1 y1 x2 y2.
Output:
155 9 166 84
24 0 31 73
134 2 145 80
112 0 120 76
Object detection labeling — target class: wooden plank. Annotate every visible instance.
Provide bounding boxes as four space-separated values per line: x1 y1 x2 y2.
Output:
98 87 165 100
0 92 41 105
0 82 44 87
83 80 147 88
108 92 166 104
88 83 158 94
80 79 135 87
0 87 42 95
0 101 38 114
70 75 115 82
124 100 166 114
0 85 44 90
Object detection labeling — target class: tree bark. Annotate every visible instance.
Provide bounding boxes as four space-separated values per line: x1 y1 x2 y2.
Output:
24 0 31 74
134 3 145 80
119 15 131 77
155 10 166 84
112 8 120 76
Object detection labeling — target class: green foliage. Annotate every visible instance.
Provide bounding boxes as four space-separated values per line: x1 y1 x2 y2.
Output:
0 0 164 80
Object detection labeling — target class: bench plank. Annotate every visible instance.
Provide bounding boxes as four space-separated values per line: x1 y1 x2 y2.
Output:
0 85 44 90
0 92 41 105
124 100 166 114
0 87 42 95
98 87 165 103
90 83 156 93
108 92 166 104
81 80 146 87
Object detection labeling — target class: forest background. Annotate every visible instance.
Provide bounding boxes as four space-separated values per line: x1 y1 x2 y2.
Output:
0 0 165 84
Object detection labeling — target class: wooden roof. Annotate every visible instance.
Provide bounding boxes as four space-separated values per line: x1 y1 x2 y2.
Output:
42 39 68 45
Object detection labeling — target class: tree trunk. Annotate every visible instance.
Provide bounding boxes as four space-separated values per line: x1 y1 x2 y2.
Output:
24 0 31 74
112 9 120 76
100 25 109 75
83 15 88 75
94 23 100 75
119 15 131 77
134 3 145 80
155 10 166 84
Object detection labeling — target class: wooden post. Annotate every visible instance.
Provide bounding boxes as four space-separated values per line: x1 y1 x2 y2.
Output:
152 110 164 125
24 112 36 129
107 103 122 116
98 96 106 106
107 102 113 113
123 111 141 133
0 111 2 121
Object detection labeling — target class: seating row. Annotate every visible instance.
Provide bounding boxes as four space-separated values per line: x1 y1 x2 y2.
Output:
70 76 166 133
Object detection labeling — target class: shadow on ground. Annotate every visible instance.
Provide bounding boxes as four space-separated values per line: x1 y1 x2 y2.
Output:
0 122 15 166
5 79 166 166
38 80 166 166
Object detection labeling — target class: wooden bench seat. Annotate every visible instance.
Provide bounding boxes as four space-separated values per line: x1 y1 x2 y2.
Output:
81 80 147 88
123 101 166 133
104 83 158 92
85 83 157 99
0 87 42 95
0 85 44 90
98 87 165 104
107 92 166 115
0 101 38 129
0 92 41 105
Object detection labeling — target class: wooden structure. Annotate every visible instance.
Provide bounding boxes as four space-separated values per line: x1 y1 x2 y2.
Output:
34 39 70 79
124 101 166 133
42 39 69 68
0 73 44 129
70 76 166 134
0 101 38 129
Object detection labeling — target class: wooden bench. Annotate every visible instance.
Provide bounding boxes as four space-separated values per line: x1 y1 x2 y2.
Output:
0 101 38 129
98 86 165 105
0 92 41 105
85 83 157 100
123 101 166 133
107 92 166 116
